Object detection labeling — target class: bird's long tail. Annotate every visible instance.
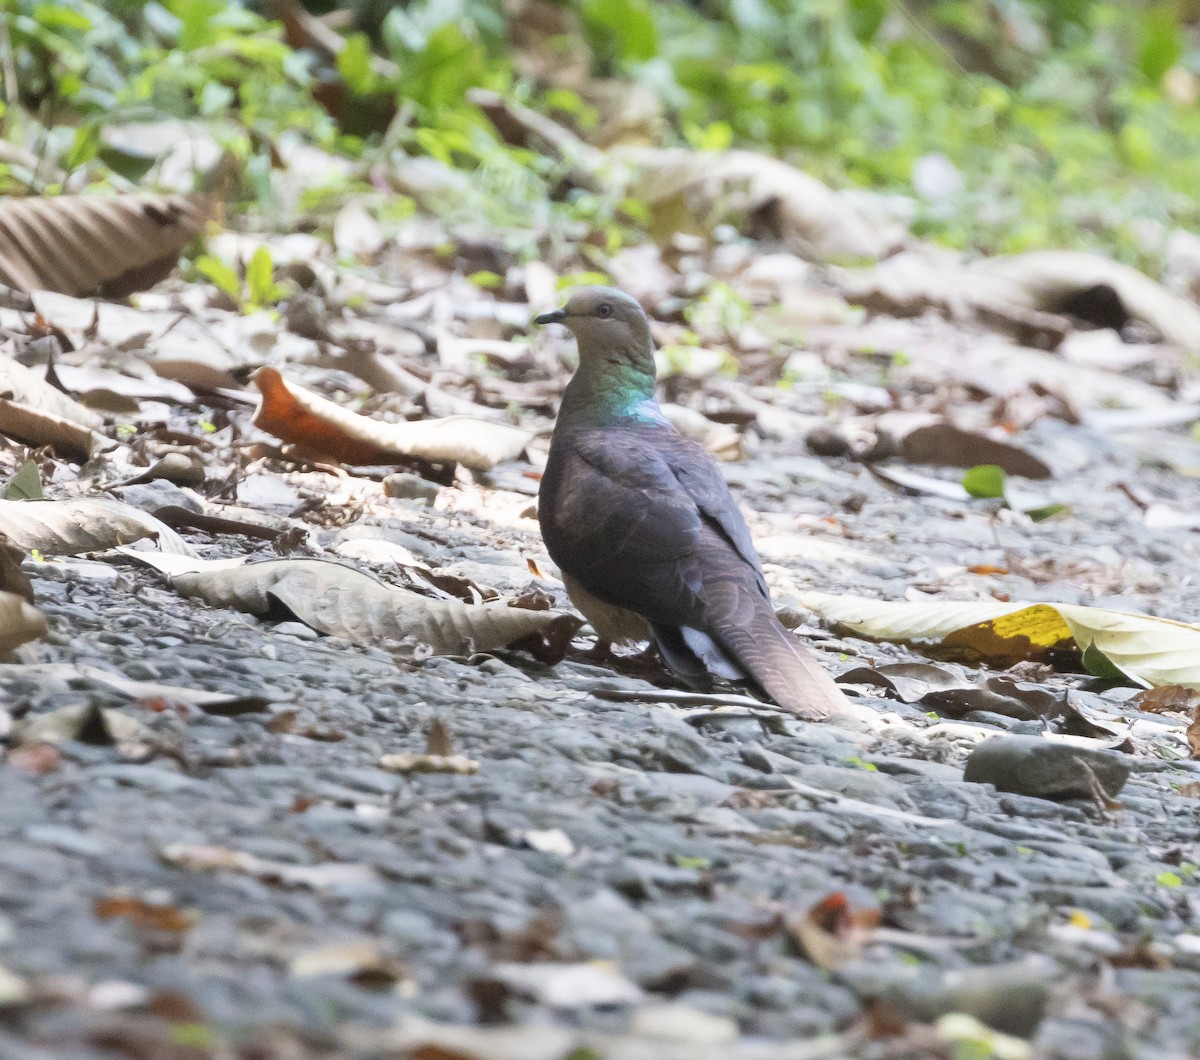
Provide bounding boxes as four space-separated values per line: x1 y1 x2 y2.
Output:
712 595 849 720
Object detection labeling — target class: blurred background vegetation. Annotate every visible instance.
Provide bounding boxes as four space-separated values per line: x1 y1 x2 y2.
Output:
2 0 1199 270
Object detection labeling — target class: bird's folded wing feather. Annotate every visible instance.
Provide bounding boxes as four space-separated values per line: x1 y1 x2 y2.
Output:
547 426 763 625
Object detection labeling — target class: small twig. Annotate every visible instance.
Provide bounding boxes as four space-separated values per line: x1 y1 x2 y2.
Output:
1074 755 1123 816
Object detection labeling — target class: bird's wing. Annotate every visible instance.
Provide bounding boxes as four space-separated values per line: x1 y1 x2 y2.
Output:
545 425 720 626
661 438 767 589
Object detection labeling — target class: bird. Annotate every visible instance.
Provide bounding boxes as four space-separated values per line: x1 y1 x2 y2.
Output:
534 286 850 720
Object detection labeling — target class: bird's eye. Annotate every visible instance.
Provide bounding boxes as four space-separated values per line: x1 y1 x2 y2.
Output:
596 303 613 318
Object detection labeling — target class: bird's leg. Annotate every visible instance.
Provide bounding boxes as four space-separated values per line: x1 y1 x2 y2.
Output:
632 641 660 667
588 638 615 665
606 640 664 681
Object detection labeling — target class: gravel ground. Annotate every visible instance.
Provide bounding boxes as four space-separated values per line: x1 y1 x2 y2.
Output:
2 386 1200 1059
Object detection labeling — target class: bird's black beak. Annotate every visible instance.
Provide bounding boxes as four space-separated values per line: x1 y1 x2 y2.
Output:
534 308 567 325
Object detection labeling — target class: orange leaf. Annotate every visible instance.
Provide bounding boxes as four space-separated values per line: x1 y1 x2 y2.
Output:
251 367 531 470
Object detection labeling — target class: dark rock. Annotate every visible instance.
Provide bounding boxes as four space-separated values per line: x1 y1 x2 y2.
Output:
964 736 1131 800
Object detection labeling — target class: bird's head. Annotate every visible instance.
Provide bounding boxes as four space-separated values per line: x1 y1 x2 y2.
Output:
534 286 653 372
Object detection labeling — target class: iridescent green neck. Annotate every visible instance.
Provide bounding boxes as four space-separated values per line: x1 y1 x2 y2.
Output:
559 358 663 426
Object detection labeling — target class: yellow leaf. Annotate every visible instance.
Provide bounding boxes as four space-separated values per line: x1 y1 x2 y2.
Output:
799 592 1200 689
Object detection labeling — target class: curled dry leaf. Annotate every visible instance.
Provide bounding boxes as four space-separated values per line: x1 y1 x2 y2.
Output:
379 751 480 775
618 147 895 263
0 193 212 297
0 590 46 651
874 412 1051 479
1134 685 1200 715
816 413 1052 479
0 662 267 715
0 498 195 557
0 398 110 460
93 895 198 933
288 941 403 983
251 366 533 471
10 702 151 751
0 359 103 430
841 249 1200 352
800 592 1200 689
123 551 582 660
0 532 34 603
160 843 379 892
0 357 110 458
974 251 1200 352
787 892 880 971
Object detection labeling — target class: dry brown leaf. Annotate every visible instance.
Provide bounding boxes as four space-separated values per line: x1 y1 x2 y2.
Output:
93 895 198 932
0 590 46 652
160 842 379 891
0 662 265 714
0 356 109 458
0 397 108 459
251 366 532 471
875 412 1051 479
1134 685 1200 715
0 533 33 603
10 702 151 750
841 249 1200 352
787 892 880 971
122 551 582 659
0 498 195 556
0 358 103 429
426 717 454 756
379 751 480 775
6 743 61 774
288 941 403 983
1188 709 1200 759
618 147 896 263
0 193 212 297
975 251 1200 352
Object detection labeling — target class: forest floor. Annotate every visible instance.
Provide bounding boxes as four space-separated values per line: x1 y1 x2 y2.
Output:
3 170 1200 1060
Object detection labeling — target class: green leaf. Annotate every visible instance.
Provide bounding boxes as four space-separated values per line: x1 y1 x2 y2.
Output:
1026 503 1070 523
2 460 43 501
63 123 100 170
97 143 157 183
847 0 887 42
245 246 276 309
169 1023 217 1049
33 4 93 32
194 255 240 303
337 33 379 97
468 271 503 290
582 0 658 64
1157 870 1183 888
961 464 1007 499
1138 9 1183 83
1081 642 1125 681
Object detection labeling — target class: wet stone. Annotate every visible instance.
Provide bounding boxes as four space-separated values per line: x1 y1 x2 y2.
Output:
964 736 1132 800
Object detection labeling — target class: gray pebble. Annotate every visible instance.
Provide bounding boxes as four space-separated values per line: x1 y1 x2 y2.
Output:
964 736 1131 800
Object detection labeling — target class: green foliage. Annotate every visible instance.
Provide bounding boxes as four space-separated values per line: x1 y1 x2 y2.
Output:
962 465 1007 499
193 247 284 312
579 0 659 68
2 460 43 501
5 0 1200 273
